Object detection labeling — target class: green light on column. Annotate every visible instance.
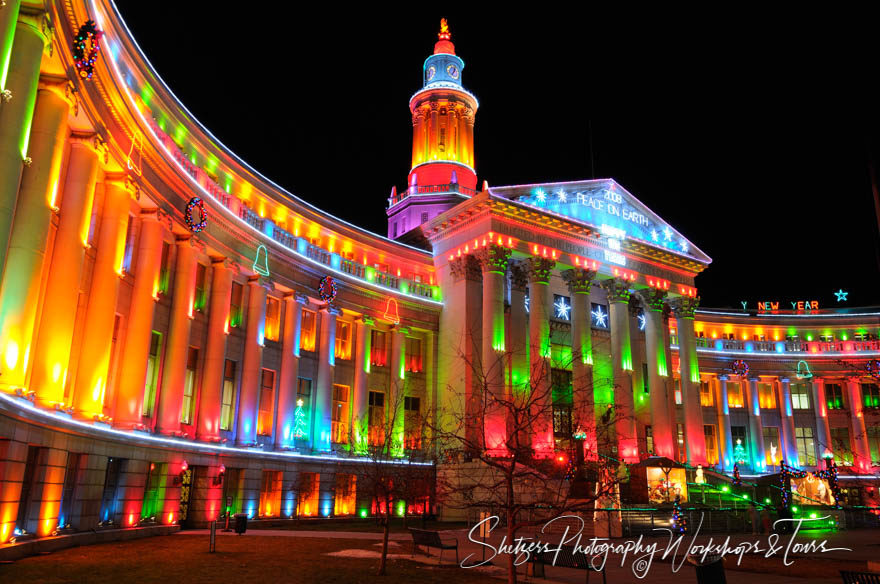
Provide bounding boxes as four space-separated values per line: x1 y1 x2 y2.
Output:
173 124 187 146
365 267 375 282
399 281 408 294
140 83 154 106
359 509 368 518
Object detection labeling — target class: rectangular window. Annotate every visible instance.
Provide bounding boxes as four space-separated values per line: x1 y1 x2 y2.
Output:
221 467 241 516
795 426 817 467
731 426 748 465
264 296 281 342
259 470 283 517
142 331 162 417
830 427 853 465
100 457 124 524
553 404 572 438
826 383 845 410
59 452 82 528
406 337 423 372
296 378 312 440
727 382 744 408
404 396 422 450
141 462 165 519
676 423 685 462
700 381 714 407
257 369 276 436
763 426 780 465
368 391 385 446
194 263 207 312
642 363 650 394
791 383 811 410
229 282 244 328
334 474 357 516
645 425 654 455
220 360 237 431
674 378 682 405
335 320 351 359
370 330 387 366
331 384 350 444
704 425 718 465
297 472 319 517
121 217 135 274
758 383 777 409
863 384 880 409
180 347 198 425
158 241 171 295
420 212 429 224
868 426 880 466
590 302 609 329
300 309 317 352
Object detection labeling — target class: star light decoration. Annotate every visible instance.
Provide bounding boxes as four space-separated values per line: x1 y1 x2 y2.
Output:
637 311 646 331
663 226 673 241
554 295 571 320
834 289 848 302
591 304 608 328
650 229 659 241
680 239 689 253
556 189 567 203
535 188 547 203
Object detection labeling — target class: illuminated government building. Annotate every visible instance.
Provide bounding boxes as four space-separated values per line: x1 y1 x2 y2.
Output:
1 2 879 546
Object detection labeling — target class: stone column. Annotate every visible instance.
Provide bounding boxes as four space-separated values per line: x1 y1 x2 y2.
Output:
0 438 28 543
30 140 98 406
717 376 735 470
0 1 22 94
562 268 597 457
424 328 436 450
71 177 131 418
778 377 798 465
235 276 268 445
527 257 554 455
477 244 511 452
350 315 372 448
464 109 475 168
411 110 424 167
154 237 199 435
847 377 871 471
745 377 766 471
390 325 407 453
507 261 529 450
446 108 456 161
602 279 638 462
195 259 234 441
427 103 438 161
671 297 707 465
0 9 50 274
0 85 68 389
313 305 339 451
636 289 674 458
275 292 304 448
112 211 164 428
812 378 832 458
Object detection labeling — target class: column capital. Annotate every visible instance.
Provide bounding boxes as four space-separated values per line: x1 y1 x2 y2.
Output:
247 274 273 290
670 296 700 319
561 268 596 294
718 374 729 381
600 278 631 303
475 244 511 274
18 6 53 48
293 291 309 305
210 256 234 270
508 260 530 291
780 377 790 384
449 254 481 282
322 304 342 317
357 315 375 326
526 257 554 285
636 289 668 312
392 325 410 336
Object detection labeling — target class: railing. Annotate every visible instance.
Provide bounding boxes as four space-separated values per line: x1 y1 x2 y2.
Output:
388 182 478 207
681 336 880 356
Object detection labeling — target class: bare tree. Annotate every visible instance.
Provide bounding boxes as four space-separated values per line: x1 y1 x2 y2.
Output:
428 330 630 584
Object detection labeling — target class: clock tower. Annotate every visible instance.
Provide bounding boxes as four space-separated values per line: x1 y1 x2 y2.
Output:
387 19 480 241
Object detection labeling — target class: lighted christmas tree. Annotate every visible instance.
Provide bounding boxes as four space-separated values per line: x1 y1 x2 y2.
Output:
671 493 687 534
733 438 747 465
293 399 308 439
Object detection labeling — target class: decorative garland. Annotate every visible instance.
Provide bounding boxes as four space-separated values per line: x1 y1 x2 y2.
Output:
730 359 750 377
318 275 338 303
184 197 207 232
867 359 880 380
73 20 104 80
780 460 840 509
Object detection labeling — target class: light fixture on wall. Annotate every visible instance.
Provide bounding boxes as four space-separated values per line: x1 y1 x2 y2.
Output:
213 464 226 486
173 460 189 485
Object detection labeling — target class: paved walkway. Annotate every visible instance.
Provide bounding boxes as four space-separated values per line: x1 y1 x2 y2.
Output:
175 525 880 583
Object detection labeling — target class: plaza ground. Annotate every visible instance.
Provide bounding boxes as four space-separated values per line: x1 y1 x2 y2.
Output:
4 523 880 583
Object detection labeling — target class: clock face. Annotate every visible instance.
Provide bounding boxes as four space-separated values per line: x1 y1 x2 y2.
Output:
426 66 436 81
446 64 459 79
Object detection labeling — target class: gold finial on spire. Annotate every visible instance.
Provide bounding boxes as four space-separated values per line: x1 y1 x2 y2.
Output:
439 18 450 40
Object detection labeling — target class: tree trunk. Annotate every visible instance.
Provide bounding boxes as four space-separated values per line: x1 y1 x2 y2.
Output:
378 509 390 575
507 520 517 584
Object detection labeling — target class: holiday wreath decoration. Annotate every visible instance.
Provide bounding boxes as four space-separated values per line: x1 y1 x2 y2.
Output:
730 359 750 377
73 20 104 80
184 197 207 233
318 275 338 303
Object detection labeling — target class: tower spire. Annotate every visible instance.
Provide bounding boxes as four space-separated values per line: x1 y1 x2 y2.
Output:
434 18 455 55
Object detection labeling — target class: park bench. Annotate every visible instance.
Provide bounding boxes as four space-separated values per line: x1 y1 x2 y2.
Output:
408 528 459 564
841 571 880 584
529 545 606 584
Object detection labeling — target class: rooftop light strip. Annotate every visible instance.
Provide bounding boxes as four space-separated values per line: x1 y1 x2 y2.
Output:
0 392 432 466
96 0 433 258
698 309 880 318
94 1 441 306
670 345 880 358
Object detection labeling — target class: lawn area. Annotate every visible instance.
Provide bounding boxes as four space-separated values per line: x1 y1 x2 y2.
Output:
0 534 495 583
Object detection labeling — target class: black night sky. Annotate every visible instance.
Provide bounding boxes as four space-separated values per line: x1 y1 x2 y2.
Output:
114 4 880 309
